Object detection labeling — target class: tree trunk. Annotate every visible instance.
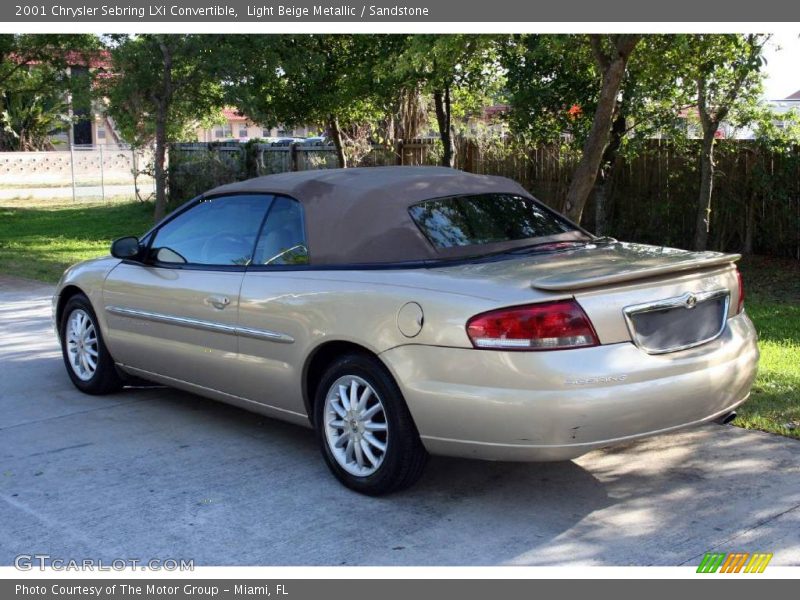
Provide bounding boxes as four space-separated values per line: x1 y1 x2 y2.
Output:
433 85 454 168
153 39 173 224
328 115 346 168
386 113 395 142
593 111 626 235
690 35 764 250
693 128 716 250
593 180 608 236
153 109 168 223
743 189 756 255
563 35 639 224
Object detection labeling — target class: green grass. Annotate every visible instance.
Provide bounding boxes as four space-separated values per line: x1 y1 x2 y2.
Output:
0 177 154 188
735 256 800 439
0 199 797 440
0 198 154 282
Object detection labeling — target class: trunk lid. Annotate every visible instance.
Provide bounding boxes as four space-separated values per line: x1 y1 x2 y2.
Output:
435 241 743 351
526 242 740 291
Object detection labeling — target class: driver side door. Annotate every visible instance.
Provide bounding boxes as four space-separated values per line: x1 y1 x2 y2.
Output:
102 194 273 393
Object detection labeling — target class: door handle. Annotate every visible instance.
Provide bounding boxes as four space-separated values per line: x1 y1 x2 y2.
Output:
205 295 230 310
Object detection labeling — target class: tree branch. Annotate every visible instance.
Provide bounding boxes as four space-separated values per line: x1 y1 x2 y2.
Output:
614 34 640 59
589 35 610 71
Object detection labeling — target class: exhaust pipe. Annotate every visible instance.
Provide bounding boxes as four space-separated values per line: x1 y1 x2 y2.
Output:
715 411 737 425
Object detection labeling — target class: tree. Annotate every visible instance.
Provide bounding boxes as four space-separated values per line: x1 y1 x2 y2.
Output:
731 99 800 254
502 35 597 147
504 35 699 230
0 74 69 150
0 34 102 150
679 34 768 250
560 35 640 224
393 35 503 167
104 35 229 221
232 35 399 168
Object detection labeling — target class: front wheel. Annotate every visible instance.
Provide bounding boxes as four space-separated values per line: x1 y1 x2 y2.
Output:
60 294 123 395
314 354 428 495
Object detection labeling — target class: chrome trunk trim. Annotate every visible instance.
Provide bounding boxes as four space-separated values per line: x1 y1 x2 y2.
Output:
622 289 730 355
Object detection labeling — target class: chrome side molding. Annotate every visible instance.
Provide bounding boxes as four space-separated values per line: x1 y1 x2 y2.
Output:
105 305 295 344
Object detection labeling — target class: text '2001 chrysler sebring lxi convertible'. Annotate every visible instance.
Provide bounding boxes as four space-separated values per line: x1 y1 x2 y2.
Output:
54 167 759 494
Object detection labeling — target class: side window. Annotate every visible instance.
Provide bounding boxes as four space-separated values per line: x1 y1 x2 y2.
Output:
150 195 272 266
253 196 309 266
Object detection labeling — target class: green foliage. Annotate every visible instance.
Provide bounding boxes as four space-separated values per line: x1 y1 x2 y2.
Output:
103 34 236 218
0 68 70 150
241 138 263 179
747 106 800 154
0 34 103 87
233 35 394 135
393 34 504 118
391 34 504 164
103 34 228 148
167 145 244 203
502 35 596 145
678 34 767 128
0 34 102 150
502 35 690 153
502 35 774 157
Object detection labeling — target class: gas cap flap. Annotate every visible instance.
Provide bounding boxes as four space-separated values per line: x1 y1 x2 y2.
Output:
397 302 424 338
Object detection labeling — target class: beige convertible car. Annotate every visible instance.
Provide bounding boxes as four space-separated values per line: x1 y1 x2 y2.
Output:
54 167 759 494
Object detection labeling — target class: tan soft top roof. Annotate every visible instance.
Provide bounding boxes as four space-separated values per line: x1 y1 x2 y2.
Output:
205 166 580 265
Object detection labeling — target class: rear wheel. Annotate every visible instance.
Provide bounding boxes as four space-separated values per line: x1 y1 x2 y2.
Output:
314 353 428 495
60 294 122 395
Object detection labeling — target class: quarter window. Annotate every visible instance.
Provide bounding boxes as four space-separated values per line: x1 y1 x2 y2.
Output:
150 195 271 266
252 197 308 265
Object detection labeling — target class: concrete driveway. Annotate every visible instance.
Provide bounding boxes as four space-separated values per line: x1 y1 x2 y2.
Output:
1 276 799 566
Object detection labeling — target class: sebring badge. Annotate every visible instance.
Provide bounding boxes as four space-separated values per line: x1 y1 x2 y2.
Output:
565 375 628 385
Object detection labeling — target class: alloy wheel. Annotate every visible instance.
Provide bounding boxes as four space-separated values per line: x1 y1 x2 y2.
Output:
323 375 389 477
65 308 98 382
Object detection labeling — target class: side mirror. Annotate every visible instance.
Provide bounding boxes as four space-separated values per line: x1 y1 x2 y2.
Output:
111 236 142 260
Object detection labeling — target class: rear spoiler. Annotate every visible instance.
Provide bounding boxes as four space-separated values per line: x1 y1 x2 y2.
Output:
531 253 741 291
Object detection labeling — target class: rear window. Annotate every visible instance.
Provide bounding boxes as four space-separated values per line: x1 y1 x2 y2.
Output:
409 193 576 249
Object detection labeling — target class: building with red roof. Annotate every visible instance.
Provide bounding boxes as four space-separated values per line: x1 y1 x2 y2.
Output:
195 108 315 143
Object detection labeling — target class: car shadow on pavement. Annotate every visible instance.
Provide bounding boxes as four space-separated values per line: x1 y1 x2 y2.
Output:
1 379 613 567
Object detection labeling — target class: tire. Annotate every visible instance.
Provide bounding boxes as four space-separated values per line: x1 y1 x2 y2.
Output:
314 353 428 495
59 293 123 395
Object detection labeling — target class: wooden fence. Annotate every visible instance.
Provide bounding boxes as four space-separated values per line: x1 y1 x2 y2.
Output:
169 139 800 259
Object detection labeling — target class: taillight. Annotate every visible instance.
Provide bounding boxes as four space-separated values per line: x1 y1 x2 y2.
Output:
466 300 599 351
736 268 745 314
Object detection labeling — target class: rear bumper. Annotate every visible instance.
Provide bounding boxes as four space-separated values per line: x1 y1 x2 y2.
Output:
380 312 759 461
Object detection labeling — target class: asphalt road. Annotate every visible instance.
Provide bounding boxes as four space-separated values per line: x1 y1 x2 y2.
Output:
1 276 799 566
